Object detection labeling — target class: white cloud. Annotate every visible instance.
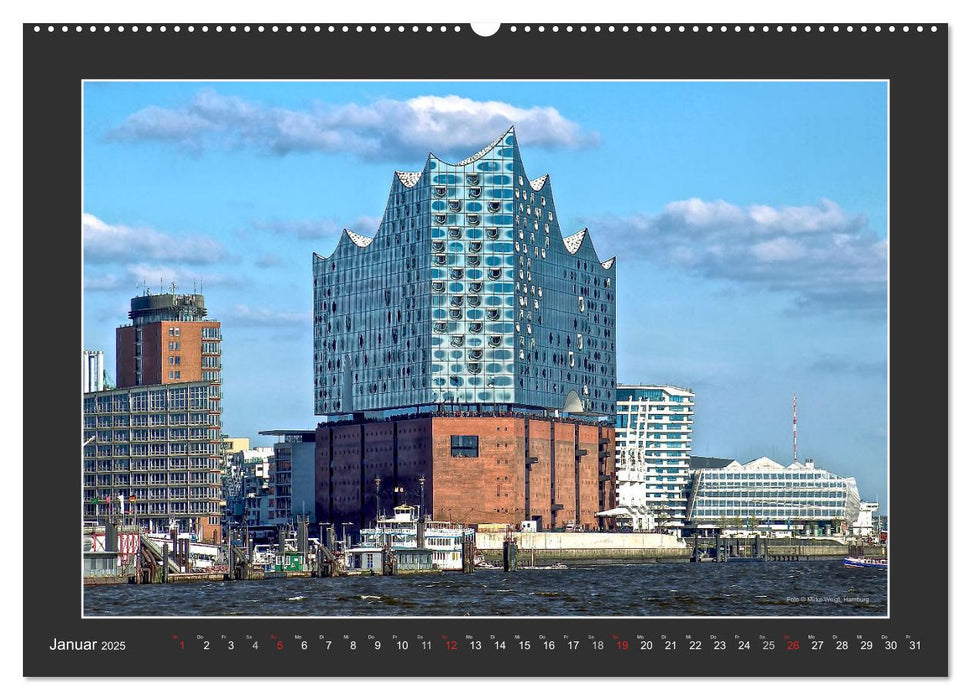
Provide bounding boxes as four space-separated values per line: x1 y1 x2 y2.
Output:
84 262 244 294
251 218 343 241
251 214 381 241
223 304 310 328
83 213 226 265
106 90 598 161
591 198 886 314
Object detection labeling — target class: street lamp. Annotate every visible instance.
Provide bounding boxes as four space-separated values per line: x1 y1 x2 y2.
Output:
374 477 382 524
418 475 426 521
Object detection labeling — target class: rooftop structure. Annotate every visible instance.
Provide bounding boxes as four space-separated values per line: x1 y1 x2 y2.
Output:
128 291 208 325
313 126 616 417
115 290 221 389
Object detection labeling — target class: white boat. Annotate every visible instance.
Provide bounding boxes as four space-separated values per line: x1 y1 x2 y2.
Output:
143 532 222 571
351 504 474 572
842 556 887 570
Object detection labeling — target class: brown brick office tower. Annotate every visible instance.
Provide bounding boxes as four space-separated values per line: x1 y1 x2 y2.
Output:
116 292 221 388
312 128 617 534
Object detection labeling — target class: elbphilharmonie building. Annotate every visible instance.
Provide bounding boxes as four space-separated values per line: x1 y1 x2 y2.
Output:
313 126 616 418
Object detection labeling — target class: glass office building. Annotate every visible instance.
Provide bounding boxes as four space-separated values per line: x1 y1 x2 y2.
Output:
313 127 616 417
686 456 862 534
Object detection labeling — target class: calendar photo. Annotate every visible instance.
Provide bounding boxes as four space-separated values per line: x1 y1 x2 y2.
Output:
80 78 889 618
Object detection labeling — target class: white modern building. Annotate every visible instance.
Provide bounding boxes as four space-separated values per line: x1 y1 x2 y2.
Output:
82 349 105 393
851 501 880 538
686 456 862 536
615 385 694 534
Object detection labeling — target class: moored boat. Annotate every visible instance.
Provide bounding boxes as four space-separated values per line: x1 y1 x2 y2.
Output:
349 504 474 572
842 556 887 570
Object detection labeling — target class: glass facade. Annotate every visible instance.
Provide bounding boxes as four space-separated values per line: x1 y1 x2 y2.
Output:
687 457 862 527
313 127 616 416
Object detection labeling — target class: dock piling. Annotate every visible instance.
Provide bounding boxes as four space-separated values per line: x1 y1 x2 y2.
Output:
503 539 518 572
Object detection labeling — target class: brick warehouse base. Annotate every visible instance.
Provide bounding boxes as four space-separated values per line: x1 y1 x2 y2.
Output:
315 413 616 534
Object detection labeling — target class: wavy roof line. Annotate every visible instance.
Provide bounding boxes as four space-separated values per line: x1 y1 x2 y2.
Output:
529 174 549 191
316 126 615 271
428 125 515 168
563 228 588 255
344 229 375 248
394 170 422 188
562 227 615 270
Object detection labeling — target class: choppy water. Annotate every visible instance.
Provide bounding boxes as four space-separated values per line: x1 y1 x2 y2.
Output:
84 561 886 617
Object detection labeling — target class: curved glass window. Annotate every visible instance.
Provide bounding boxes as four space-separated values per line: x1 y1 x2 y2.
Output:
448 309 462 320
468 241 482 253
434 186 447 198
448 227 462 239
468 349 483 360
469 187 481 199
488 268 502 280
434 322 447 333
434 214 446 225
486 308 500 321
486 228 500 239
488 201 501 213
467 255 480 267
450 295 463 307
469 282 482 293
466 215 480 227
467 363 481 374
431 241 445 253
488 335 502 348
450 335 465 348
448 200 461 212
450 269 464 280
469 322 483 334
466 174 480 186
467 295 480 307
434 255 446 266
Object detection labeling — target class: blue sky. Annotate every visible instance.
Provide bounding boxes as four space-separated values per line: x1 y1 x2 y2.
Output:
82 80 888 504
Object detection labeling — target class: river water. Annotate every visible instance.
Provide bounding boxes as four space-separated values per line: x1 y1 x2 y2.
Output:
84 561 886 617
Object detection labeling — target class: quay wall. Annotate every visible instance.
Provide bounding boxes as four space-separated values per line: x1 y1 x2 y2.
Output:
476 531 689 563
476 531 687 551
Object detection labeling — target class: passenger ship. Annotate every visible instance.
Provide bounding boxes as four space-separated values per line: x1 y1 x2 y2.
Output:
349 505 474 571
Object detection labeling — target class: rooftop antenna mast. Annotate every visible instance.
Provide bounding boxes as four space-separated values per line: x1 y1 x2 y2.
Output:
792 393 798 464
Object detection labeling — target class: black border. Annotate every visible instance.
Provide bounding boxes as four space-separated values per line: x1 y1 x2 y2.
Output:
23 23 948 677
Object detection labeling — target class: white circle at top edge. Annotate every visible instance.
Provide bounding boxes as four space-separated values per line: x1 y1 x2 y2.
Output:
471 23 500 37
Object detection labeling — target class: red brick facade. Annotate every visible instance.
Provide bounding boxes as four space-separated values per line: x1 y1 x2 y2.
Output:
116 320 220 388
315 414 616 534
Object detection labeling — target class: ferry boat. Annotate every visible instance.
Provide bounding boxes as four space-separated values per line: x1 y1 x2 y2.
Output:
842 556 888 570
348 504 473 572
